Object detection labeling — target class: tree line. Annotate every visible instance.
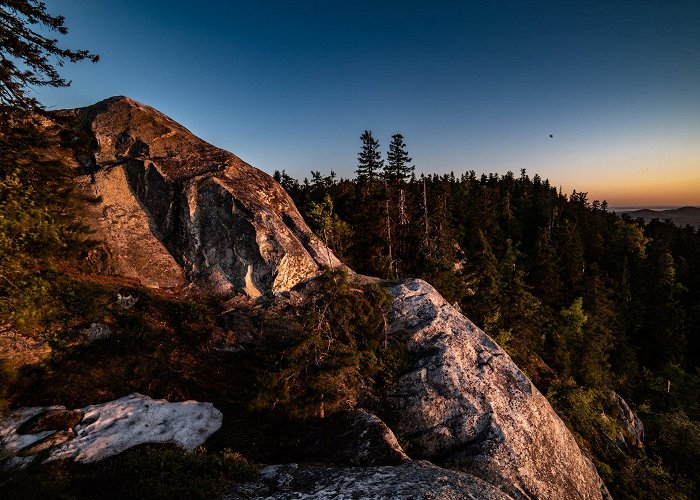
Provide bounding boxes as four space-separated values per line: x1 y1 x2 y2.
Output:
275 131 700 498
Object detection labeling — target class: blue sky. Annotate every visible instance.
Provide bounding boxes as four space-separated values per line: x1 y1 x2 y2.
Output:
37 0 700 205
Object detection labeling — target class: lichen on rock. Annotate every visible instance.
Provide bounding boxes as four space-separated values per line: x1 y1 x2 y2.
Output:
226 461 513 499
381 279 610 499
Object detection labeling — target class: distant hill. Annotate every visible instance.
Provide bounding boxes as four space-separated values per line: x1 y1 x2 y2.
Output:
625 206 700 227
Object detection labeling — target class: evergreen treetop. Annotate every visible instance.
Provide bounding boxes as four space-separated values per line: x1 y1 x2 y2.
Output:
355 130 383 183
384 133 413 184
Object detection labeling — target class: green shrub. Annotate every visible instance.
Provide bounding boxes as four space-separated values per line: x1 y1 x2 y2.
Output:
251 268 402 419
0 119 91 338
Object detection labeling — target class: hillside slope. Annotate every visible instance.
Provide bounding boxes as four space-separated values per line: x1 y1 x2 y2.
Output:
626 206 700 227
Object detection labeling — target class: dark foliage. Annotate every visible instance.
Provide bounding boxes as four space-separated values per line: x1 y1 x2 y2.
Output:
251 268 399 419
0 444 256 499
282 153 700 498
0 117 94 337
0 0 98 112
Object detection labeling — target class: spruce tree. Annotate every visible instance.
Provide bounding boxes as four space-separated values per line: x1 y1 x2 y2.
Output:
383 133 413 184
355 130 383 183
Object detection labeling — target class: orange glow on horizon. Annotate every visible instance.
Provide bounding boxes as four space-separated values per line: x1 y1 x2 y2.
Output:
556 159 700 207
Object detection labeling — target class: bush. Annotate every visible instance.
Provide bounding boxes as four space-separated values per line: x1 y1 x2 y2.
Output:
0 118 91 338
250 268 402 419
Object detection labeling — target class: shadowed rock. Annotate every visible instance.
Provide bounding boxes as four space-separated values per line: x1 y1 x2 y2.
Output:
17 429 75 457
304 409 410 466
612 391 644 449
226 461 513 499
16 409 83 435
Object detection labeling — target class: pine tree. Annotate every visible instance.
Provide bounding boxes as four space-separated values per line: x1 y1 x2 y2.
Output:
0 0 99 112
462 230 501 332
380 134 415 277
530 227 561 303
355 130 383 184
383 133 414 185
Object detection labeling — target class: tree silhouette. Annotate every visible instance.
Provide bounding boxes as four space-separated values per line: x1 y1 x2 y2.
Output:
383 133 413 184
0 0 98 111
355 130 383 183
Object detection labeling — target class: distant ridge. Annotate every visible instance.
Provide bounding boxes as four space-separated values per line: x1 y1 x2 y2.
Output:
624 206 700 227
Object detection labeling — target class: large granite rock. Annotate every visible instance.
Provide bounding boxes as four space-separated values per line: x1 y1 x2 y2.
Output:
59 96 339 296
226 461 512 499
0 393 222 468
381 279 610 500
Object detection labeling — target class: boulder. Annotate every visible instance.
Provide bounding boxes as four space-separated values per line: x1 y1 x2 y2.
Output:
226 461 512 499
58 96 340 297
337 409 410 466
612 391 644 449
381 279 610 499
0 393 222 467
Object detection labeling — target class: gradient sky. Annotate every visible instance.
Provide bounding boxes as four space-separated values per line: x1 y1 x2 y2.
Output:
35 0 700 206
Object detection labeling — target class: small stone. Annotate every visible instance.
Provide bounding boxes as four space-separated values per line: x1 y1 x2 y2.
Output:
116 294 138 309
82 323 112 344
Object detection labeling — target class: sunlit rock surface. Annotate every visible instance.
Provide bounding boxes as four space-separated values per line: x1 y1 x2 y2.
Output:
59 96 339 296
227 461 513 499
0 393 222 467
381 279 610 500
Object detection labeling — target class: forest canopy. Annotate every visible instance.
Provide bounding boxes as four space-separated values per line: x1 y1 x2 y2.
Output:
275 133 700 499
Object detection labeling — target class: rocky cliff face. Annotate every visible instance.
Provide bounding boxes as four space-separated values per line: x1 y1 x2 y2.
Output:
62 96 338 296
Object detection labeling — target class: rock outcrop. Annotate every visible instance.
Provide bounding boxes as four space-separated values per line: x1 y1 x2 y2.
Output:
381 280 610 499
227 461 512 499
31 97 610 497
0 393 222 468
612 391 644 449
60 96 339 297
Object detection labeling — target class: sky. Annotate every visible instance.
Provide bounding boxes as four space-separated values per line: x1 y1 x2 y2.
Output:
35 0 700 207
